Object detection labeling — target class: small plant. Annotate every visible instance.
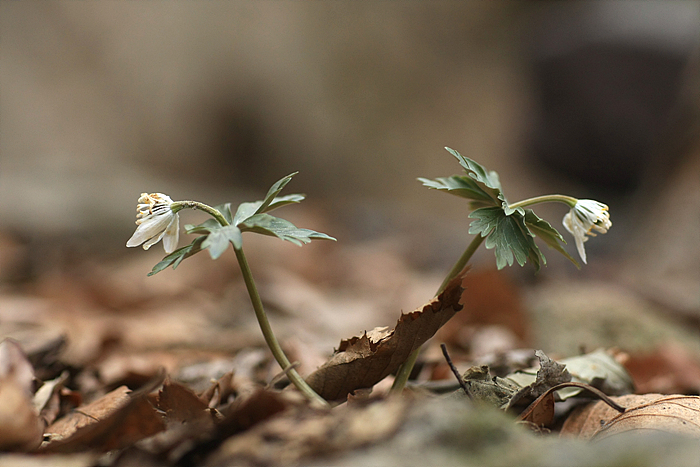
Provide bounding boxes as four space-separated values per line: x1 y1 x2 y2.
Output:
127 173 335 407
126 148 611 404
391 147 611 393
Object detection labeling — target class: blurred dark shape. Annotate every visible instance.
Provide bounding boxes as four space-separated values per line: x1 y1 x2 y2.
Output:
526 3 699 196
205 102 272 186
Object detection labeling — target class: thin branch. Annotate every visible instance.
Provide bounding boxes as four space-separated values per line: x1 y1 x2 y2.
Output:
440 344 470 398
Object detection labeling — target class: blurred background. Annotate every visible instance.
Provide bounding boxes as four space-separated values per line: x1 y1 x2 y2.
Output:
1 2 699 372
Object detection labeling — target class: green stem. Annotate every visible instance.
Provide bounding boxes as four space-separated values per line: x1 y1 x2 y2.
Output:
174 199 328 406
507 194 578 210
435 234 485 296
172 200 230 227
390 234 485 395
234 246 329 408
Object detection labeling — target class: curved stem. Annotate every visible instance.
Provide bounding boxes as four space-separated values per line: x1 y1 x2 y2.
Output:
507 194 578 211
435 234 485 296
174 199 327 405
172 200 230 227
234 246 329 408
390 234 484 395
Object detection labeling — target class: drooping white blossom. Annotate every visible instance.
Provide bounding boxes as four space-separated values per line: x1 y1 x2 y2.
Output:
562 199 611 264
126 193 179 254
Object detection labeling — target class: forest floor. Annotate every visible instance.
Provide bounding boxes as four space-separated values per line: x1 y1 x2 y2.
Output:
1 225 699 467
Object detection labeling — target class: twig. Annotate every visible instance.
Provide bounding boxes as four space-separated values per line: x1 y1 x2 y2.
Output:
440 343 470 398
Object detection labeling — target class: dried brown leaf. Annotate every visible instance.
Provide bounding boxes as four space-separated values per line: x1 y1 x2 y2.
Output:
0 379 44 452
561 394 700 440
44 386 132 442
205 396 407 466
199 371 235 408
305 276 464 401
519 382 625 430
623 344 700 394
34 371 69 428
519 391 555 428
42 374 166 453
157 378 211 425
0 339 35 394
0 339 43 452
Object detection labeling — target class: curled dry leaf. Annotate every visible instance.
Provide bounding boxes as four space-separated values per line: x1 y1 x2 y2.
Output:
305 276 464 401
518 382 625 429
561 394 700 440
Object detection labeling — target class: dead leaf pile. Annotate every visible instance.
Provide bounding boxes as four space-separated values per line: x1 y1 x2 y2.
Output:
1 229 700 466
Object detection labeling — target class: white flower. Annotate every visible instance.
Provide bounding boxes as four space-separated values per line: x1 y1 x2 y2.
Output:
126 193 179 254
562 199 611 264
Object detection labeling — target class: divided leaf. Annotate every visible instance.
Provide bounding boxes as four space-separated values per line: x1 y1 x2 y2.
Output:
419 148 514 210
148 236 207 276
149 173 333 274
257 172 298 213
445 147 503 196
418 176 498 209
523 210 579 269
468 207 542 271
421 147 577 271
240 214 335 246
202 225 243 259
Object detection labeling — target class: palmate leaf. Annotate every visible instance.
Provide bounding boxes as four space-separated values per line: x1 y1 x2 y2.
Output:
469 207 543 271
202 225 243 259
445 147 505 205
148 173 332 274
467 207 579 271
422 147 583 271
240 213 336 246
232 194 306 226
258 172 298 213
420 148 523 213
418 175 498 209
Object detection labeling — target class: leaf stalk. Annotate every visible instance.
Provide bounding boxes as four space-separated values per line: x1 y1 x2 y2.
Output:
507 194 578 210
175 200 329 407
390 234 484 395
233 246 329 407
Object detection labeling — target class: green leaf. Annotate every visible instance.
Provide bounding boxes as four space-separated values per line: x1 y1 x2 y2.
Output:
468 207 543 271
185 218 221 235
418 176 498 208
445 147 503 200
421 148 518 211
148 236 206 276
213 203 234 225
258 172 298 213
175 173 331 262
240 213 336 246
524 210 580 269
265 193 306 212
231 194 306 226
232 201 262 226
202 225 242 259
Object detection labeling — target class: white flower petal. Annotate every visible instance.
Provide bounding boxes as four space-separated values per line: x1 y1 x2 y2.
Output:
162 214 180 254
127 213 172 246
563 211 588 264
562 199 611 264
126 193 179 253
143 229 167 250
